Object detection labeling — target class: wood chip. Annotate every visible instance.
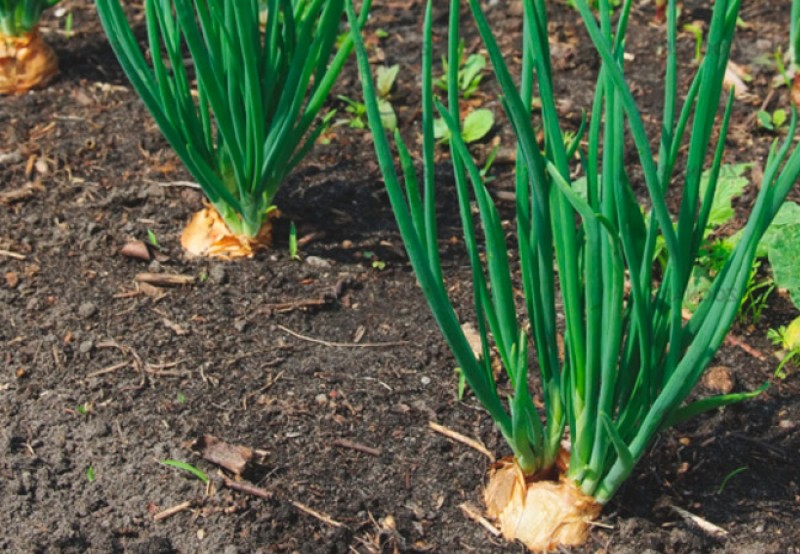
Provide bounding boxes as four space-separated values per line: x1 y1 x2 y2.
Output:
198 435 254 475
139 282 166 299
0 181 45 205
135 273 195 287
120 241 152 261
5 271 19 288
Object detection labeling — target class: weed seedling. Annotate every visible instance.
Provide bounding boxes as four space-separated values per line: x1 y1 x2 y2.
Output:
289 221 301 261
757 108 789 133
160 460 209 484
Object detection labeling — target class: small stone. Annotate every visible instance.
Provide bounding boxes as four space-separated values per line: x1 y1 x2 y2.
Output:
305 256 332 268
78 341 93 354
146 184 165 200
5 271 20 288
208 265 227 285
180 188 203 208
78 302 98 319
315 394 328 406
702 365 734 394
234 319 248 333
147 260 162 273
420 376 431 385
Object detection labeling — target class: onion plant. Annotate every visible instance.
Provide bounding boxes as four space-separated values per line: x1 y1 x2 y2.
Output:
348 0 800 549
0 0 60 93
95 0 371 257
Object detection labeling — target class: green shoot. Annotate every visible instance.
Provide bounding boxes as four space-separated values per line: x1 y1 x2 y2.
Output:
95 0 373 241
717 466 747 494
434 39 487 99
86 466 96 483
479 143 500 183
146 229 159 249
338 64 398 132
338 95 368 129
160 459 209 484
454 367 467 401
757 108 789 133
338 95 396 132
0 0 60 36
63 10 72 38
362 250 385 270
683 23 703 63
289 221 300 260
769 315 800 378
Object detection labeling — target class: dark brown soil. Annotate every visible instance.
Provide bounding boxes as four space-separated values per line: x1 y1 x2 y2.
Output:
1 1 799 553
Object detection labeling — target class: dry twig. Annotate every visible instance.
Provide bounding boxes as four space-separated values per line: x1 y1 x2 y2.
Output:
428 421 495 462
276 324 407 348
222 477 272 501
670 505 728 538
153 500 194 521
0 249 26 260
135 272 195 287
459 502 501 537
290 500 345 528
332 438 382 457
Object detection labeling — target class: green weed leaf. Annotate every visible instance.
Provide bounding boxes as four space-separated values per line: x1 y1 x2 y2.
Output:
376 64 400 98
461 109 494 143
700 163 751 229
768 225 800 309
757 110 774 130
378 98 397 132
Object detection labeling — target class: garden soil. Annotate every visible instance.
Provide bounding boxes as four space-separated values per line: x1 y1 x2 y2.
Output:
1 1 799 552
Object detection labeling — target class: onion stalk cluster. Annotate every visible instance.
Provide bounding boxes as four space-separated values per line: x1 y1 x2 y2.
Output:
348 0 799 549
96 0 371 256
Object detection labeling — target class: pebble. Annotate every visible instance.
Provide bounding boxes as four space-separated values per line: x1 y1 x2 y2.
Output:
146 184 165 200
78 341 93 354
305 256 332 268
208 265 227 285
420 376 431 385
78 302 98 319
234 319 248 333
147 260 163 273
315 393 328 406
701 365 734 394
